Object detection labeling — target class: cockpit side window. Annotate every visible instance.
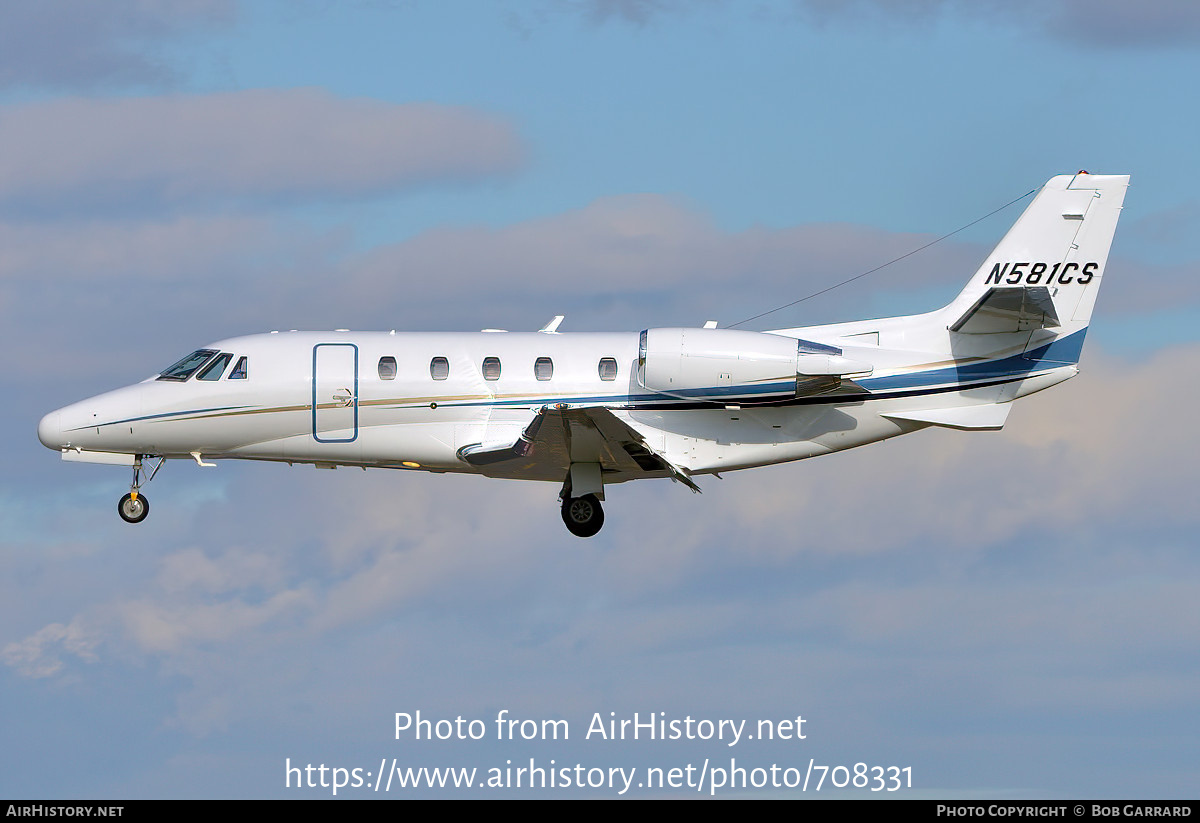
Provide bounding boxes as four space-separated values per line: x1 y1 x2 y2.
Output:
158 349 218 381
197 352 232 381
229 356 248 380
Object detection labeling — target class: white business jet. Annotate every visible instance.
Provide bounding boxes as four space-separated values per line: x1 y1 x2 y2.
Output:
38 173 1127 536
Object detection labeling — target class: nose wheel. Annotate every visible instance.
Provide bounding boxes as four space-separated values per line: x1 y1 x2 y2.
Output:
118 492 149 523
561 494 604 537
117 455 164 524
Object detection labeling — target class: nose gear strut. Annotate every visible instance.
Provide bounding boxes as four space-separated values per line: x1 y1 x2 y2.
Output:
118 455 165 524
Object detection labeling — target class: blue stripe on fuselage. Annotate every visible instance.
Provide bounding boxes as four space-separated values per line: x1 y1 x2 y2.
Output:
859 329 1086 392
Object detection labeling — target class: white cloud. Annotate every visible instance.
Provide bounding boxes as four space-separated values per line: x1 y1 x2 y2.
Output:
0 0 235 90
2 618 99 678
569 0 1200 47
1045 0 1200 47
793 0 1200 47
576 0 685 25
335 193 1199 335
119 587 315 654
343 193 981 328
0 216 329 282
0 89 525 214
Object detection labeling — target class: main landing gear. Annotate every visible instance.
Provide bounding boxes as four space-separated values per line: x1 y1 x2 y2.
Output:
561 493 604 538
118 455 164 524
560 462 606 537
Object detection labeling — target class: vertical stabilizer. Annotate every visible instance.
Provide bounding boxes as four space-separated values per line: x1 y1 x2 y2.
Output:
943 173 1128 363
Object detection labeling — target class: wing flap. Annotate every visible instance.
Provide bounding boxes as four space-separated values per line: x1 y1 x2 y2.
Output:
562 405 703 492
457 404 701 492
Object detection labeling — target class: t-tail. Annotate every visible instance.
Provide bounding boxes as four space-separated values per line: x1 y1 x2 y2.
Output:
940 172 1129 367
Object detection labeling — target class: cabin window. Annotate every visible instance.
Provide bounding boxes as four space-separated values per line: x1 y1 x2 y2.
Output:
158 349 218 382
598 357 618 381
430 357 449 380
534 357 553 381
229 356 248 380
196 352 232 381
482 357 501 381
378 356 397 380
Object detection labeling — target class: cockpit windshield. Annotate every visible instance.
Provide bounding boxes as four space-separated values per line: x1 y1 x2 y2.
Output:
157 349 218 381
196 353 232 381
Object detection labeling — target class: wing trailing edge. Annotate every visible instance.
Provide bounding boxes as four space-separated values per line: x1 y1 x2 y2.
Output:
457 404 702 492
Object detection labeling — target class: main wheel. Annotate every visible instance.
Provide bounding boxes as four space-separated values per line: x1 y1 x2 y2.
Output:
561 494 604 537
118 493 149 524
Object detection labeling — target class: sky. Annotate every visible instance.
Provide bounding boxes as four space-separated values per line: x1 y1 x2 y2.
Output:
3 0 1199 799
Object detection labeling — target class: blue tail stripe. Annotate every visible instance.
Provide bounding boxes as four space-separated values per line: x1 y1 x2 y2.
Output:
860 329 1087 391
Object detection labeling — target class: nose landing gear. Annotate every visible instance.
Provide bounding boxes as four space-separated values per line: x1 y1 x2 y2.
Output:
118 492 149 523
117 455 164 524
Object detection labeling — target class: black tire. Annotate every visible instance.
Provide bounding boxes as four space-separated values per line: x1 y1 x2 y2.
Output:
561 494 604 537
118 492 149 524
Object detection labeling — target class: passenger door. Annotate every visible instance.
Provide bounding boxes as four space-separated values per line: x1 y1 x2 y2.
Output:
312 343 358 443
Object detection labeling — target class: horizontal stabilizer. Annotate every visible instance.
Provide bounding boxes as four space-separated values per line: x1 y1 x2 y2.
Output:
950 286 1060 334
883 403 1012 431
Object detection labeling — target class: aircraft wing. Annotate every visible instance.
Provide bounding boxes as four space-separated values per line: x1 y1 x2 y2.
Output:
457 404 702 492
949 286 1060 334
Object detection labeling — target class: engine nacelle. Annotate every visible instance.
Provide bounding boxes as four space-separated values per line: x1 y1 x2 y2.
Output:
636 328 872 403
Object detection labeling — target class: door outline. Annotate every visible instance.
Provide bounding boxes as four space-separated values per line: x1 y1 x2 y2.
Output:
312 343 359 443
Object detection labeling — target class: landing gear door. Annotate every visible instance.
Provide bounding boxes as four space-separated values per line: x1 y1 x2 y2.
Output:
312 343 358 443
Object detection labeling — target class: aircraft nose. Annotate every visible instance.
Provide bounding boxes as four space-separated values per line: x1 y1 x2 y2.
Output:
37 410 64 450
